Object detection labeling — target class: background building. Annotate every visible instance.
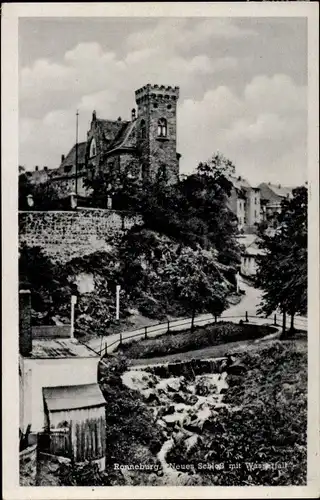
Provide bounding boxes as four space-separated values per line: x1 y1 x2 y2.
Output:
259 182 293 221
228 175 261 232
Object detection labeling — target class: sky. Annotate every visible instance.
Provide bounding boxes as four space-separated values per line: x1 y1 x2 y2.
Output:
19 17 308 186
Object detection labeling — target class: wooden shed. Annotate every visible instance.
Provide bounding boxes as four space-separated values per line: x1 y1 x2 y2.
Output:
41 383 106 468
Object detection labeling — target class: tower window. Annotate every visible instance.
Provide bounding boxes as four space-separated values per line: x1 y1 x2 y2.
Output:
89 138 97 158
167 104 172 110
158 118 167 138
140 119 146 139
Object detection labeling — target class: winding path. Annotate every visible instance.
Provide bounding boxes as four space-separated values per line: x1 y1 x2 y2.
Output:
87 277 307 357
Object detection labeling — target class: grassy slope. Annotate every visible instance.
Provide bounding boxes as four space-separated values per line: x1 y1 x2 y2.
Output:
117 322 276 360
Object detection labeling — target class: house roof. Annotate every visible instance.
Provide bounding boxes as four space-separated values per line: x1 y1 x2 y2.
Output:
96 118 128 143
31 338 98 359
96 118 137 152
51 142 87 179
230 175 252 191
259 182 293 200
43 383 106 411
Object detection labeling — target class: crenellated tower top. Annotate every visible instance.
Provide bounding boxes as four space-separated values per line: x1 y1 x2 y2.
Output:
135 84 180 105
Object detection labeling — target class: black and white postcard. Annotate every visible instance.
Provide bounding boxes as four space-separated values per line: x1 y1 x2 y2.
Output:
2 2 319 499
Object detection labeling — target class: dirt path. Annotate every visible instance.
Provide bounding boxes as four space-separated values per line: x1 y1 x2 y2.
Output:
88 279 307 356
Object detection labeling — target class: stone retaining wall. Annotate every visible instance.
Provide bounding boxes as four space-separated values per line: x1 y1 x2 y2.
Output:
19 209 143 263
133 357 226 378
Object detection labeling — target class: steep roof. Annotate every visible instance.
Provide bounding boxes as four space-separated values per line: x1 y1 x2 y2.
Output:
109 121 137 150
96 118 128 143
259 182 293 200
51 142 87 178
230 175 252 191
96 118 137 152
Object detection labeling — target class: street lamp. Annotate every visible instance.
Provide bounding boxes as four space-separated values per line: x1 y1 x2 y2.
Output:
70 283 79 338
115 285 121 322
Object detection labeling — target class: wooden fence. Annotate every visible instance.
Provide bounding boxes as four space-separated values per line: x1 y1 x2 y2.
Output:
38 429 72 459
38 417 106 463
73 417 106 463
96 312 307 357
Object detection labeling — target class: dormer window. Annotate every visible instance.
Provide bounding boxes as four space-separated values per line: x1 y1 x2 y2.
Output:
89 138 97 158
157 118 167 138
140 119 146 139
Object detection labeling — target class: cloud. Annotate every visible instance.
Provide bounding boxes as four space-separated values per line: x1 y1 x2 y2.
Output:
126 18 256 52
178 74 307 185
19 19 306 186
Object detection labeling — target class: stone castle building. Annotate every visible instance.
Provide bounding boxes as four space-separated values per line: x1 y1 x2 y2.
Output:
26 84 181 199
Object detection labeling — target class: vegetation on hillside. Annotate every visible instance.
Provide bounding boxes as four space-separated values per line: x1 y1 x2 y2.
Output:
98 356 165 485
19 153 242 332
167 340 307 485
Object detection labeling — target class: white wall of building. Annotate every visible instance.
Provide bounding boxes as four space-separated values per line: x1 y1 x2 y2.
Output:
241 254 258 276
247 189 261 226
237 198 246 229
20 356 100 433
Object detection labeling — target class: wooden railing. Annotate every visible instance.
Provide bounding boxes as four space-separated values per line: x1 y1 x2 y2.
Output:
88 312 307 358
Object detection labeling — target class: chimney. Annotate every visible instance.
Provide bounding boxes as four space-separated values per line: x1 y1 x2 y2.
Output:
35 166 39 172
92 110 96 121
61 154 65 163
19 288 32 357
131 108 136 121
43 166 48 172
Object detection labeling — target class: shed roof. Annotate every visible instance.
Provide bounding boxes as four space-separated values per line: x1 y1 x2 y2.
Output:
31 338 98 359
43 383 106 411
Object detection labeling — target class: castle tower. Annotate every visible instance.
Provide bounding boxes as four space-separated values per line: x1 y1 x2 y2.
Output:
135 84 180 183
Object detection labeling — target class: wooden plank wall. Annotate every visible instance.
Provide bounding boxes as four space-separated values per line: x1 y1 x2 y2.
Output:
72 414 106 462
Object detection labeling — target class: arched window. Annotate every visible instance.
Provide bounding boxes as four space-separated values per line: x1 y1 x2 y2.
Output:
140 119 146 139
157 118 167 138
89 138 97 158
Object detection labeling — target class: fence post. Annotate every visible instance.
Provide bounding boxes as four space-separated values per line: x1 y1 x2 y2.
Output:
145 326 148 340
245 311 249 322
214 315 217 324
119 332 123 346
274 314 277 326
104 342 108 355
167 321 170 334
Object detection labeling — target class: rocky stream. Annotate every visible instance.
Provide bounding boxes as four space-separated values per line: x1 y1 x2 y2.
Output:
121 358 241 485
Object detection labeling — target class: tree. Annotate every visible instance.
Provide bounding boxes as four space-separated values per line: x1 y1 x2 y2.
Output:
19 244 68 312
84 162 147 214
163 247 231 330
19 174 63 211
255 186 307 335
